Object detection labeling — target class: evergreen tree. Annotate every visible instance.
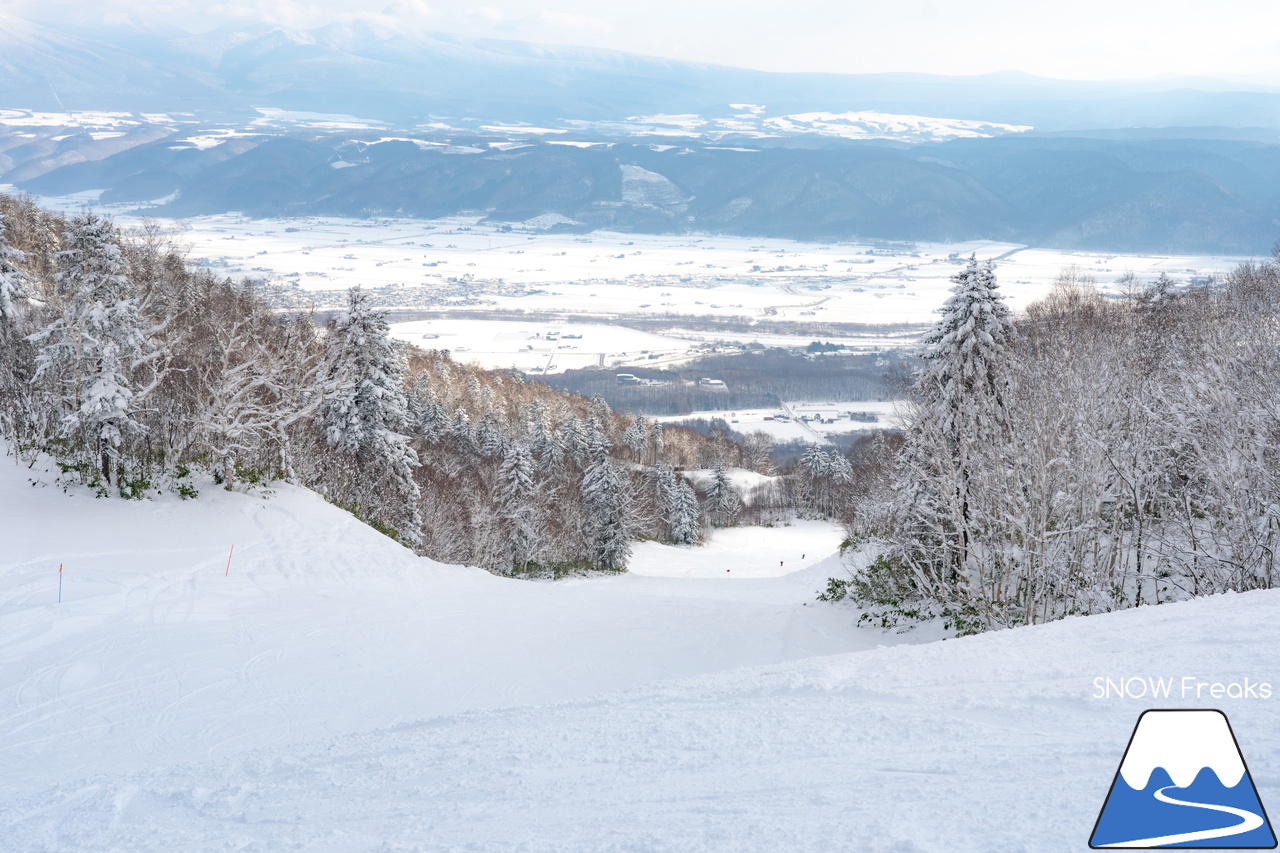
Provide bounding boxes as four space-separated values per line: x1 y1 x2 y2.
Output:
316 286 422 542
419 398 446 443
623 416 648 460
802 444 829 479
32 213 147 485
561 417 587 463
448 408 474 450
535 424 565 474
581 444 631 569
668 478 701 545
0 213 28 327
0 213 33 449
498 440 537 570
476 410 505 458
889 255 1016 622
705 461 741 527
649 420 664 463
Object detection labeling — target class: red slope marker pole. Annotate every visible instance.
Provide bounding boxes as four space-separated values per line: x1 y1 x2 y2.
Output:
225 544 235 578
58 563 62 603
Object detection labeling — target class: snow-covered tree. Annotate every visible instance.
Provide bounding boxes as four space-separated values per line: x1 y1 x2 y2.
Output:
705 461 741 527
0 213 35 450
802 444 829 479
448 408 474 450
918 256 1014 437
904 257 1013 554
535 424 565 474
32 213 148 485
561 417 587 463
0 213 28 327
668 478 701 545
498 440 537 570
190 285 285 491
316 286 421 542
476 410 504 458
581 444 631 569
418 397 446 443
649 420 664 462
867 255 1017 631
623 416 648 461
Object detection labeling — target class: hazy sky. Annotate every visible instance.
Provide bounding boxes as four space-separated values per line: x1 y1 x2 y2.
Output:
6 0 1280 82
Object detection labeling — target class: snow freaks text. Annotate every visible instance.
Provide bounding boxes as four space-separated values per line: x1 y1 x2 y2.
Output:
1093 677 1273 701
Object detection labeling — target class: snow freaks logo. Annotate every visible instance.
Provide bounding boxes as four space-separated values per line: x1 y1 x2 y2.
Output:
1090 710 1277 849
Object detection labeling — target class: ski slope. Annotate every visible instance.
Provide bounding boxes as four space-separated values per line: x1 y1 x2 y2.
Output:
2 452 1278 851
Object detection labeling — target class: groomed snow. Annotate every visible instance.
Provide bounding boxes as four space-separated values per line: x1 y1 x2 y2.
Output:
0 454 912 802
2 454 1277 851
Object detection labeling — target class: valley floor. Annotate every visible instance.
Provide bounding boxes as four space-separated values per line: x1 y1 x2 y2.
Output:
1 453 1275 851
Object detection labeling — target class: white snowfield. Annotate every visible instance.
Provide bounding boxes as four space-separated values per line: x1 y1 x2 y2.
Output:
2 455 1278 851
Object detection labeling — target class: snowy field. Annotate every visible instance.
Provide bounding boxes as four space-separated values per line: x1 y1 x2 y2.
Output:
159 213 1248 325
2 453 1277 850
665 400 906 445
387 317 691 373
10 190 1252 336
6 191 1255 384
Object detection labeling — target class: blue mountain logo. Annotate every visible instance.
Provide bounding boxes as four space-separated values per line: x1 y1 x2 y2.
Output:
1091 709 1277 848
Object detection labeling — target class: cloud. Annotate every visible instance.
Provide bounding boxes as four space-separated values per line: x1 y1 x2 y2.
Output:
382 0 433 18
537 9 609 32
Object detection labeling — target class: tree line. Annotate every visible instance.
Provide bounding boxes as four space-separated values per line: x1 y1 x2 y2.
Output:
545 348 904 416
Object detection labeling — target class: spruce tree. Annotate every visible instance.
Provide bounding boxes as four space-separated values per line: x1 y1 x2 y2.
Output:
581 444 631 570
32 213 147 486
890 255 1016 621
476 410 505 458
705 461 741 527
649 420 664 463
499 440 537 570
448 408 474 450
0 213 28 327
0 213 33 449
317 286 422 542
668 478 701 545
623 416 648 460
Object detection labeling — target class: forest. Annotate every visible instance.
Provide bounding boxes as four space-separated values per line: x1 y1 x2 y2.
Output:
543 348 908 415
0 194 793 576
826 254 1280 634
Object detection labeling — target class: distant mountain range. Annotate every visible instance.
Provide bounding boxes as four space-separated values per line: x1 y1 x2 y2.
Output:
2 13 1279 254
4 13 1280 131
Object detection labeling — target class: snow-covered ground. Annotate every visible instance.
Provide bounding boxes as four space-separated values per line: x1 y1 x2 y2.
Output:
0 104 1027 145
0 454 907 804
9 194 1249 321
2 454 1278 850
158 213 1245 322
663 400 906 444
387 317 691 373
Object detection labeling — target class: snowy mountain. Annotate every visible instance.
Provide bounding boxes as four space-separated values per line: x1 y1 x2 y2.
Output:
3 14 1280 131
0 13 234 113
2 450 1278 850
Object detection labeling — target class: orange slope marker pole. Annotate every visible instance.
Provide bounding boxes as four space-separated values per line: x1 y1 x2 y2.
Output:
225 544 235 578
58 563 62 603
